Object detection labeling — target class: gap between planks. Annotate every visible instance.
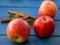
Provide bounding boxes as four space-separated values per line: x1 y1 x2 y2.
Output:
0 6 60 9
0 34 60 37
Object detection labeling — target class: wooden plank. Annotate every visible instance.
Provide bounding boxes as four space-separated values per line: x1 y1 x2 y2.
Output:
0 0 60 8
0 0 42 7
0 7 38 18
0 7 60 20
0 36 60 45
0 21 60 36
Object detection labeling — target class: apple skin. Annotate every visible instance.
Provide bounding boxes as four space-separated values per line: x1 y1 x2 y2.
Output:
38 1 57 18
33 16 55 38
45 0 51 1
7 18 30 43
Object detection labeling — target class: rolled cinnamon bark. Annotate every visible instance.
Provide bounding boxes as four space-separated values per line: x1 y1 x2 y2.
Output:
8 10 36 19
0 18 13 22
0 17 26 22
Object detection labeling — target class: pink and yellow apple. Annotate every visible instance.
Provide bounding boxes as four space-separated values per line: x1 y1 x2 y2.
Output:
7 18 30 43
38 1 57 18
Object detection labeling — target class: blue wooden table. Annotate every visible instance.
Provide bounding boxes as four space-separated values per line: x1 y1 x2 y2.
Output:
0 0 60 45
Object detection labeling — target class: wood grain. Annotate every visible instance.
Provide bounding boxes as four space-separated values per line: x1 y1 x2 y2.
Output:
0 36 60 45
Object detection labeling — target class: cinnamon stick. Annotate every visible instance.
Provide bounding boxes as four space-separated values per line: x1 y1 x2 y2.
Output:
0 18 14 22
8 10 36 19
0 17 26 22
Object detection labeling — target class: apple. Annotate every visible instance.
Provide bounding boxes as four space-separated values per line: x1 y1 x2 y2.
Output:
33 16 55 38
44 0 50 1
7 18 30 43
38 1 57 18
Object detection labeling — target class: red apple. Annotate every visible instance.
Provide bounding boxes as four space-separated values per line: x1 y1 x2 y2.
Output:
33 16 55 38
38 1 57 18
44 0 50 1
7 18 30 43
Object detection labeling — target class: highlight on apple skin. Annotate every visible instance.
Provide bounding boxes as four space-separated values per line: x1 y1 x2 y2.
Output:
38 1 57 18
6 18 30 43
44 0 51 1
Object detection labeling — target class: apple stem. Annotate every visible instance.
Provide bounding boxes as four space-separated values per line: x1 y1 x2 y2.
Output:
14 36 19 39
43 18 46 21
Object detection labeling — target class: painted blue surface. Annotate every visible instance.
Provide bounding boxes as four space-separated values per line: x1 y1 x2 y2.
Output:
0 0 60 45
0 0 60 8
0 36 60 45
0 7 38 18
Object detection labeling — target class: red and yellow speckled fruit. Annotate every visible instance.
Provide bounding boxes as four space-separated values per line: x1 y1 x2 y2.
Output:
7 18 30 43
38 1 57 18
